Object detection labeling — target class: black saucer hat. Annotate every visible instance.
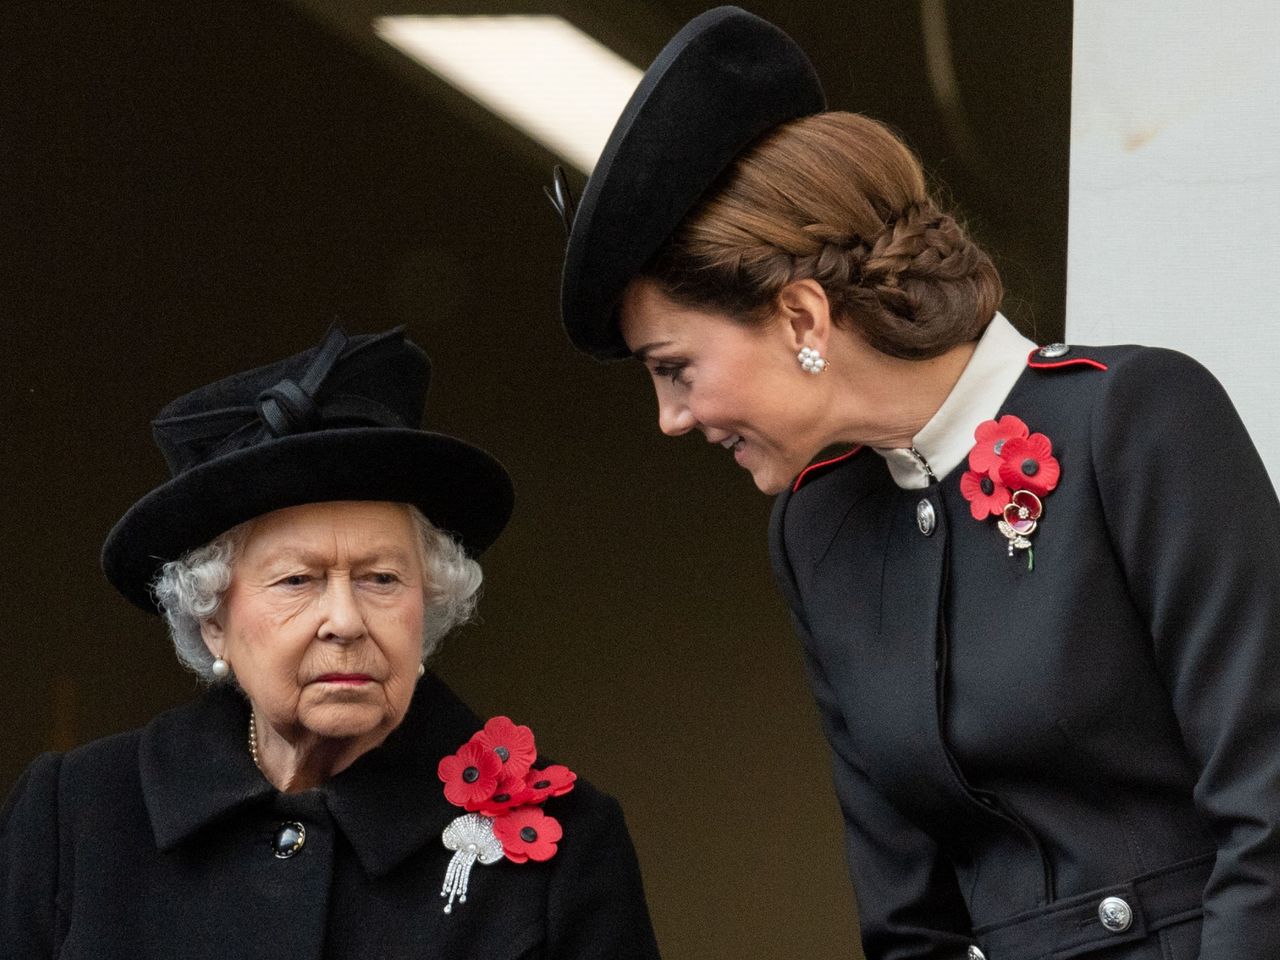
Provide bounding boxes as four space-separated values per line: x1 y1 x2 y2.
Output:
102 326 514 613
551 5 825 360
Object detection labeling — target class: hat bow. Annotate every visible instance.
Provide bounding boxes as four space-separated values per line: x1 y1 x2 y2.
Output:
153 325 411 477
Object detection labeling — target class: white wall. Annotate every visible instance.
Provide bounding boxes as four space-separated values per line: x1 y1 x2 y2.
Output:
1067 0 1280 479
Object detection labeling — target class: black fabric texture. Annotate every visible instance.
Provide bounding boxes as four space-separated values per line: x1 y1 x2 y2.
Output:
769 346 1280 959
0 673 661 959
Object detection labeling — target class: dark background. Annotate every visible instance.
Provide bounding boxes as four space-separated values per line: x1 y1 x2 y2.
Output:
1 2 1071 956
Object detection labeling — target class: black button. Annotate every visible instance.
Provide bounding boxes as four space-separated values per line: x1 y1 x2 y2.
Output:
1021 458 1039 476
980 477 994 495
519 826 538 843
462 766 479 783
495 746 510 762
273 821 306 859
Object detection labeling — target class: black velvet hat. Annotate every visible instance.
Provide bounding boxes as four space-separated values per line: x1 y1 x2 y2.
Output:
552 5 825 359
102 326 514 613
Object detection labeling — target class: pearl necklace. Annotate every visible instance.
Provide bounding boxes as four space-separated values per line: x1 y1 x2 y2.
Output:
248 715 261 769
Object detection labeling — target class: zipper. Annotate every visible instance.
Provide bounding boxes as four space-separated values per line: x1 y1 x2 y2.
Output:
909 445 938 483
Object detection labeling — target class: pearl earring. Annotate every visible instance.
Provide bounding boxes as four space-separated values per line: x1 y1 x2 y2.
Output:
211 657 231 679
418 663 426 677
798 346 827 374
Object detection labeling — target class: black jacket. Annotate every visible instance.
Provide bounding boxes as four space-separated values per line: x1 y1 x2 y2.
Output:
0 672 660 960
769 346 1280 959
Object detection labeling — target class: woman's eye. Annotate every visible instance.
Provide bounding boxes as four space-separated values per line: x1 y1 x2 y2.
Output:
276 574 312 588
653 364 687 385
367 572 400 586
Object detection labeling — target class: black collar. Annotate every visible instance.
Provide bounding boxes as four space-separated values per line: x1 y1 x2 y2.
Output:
139 671 480 878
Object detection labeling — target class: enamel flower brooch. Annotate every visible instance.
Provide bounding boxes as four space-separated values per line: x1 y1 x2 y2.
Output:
435 716 576 913
960 414 1061 569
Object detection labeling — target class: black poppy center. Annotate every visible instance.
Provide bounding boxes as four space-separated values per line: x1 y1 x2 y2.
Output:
495 746 510 762
980 477 994 495
494 793 510 803
1021 458 1039 476
534 779 551 790
519 826 538 843
462 766 480 783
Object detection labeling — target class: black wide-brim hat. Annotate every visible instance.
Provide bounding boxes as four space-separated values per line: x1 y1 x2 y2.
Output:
102 326 514 613
553 5 825 360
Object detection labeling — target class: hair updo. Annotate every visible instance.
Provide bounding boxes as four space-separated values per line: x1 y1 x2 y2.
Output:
641 112 1002 360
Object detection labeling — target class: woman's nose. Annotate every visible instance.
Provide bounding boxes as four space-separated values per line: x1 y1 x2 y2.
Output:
319 578 367 643
657 395 697 437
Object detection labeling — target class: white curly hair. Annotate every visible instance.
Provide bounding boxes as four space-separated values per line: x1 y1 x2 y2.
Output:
150 505 483 682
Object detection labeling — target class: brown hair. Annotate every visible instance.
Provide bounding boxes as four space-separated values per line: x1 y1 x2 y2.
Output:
641 112 1002 360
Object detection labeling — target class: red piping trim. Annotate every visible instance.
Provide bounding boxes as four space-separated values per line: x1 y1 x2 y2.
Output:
1026 348 1108 371
792 446 863 492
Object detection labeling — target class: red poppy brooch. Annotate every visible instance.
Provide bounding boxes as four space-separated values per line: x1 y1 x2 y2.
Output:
435 716 577 913
959 414 1060 569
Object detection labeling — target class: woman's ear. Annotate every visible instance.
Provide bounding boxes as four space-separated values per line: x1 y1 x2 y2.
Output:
200 617 225 659
776 278 834 355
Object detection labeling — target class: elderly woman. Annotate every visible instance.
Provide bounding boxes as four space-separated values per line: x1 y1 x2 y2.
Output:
545 7 1280 960
0 326 660 959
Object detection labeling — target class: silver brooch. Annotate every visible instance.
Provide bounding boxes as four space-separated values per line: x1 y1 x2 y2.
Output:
997 489 1043 557
440 813 504 913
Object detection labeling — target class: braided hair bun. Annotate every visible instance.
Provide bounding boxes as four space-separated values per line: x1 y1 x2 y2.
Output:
642 112 1002 360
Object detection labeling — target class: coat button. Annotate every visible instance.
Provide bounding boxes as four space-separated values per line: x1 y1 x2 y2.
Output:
967 947 987 960
916 499 936 536
1098 896 1133 932
273 821 307 859
1038 342 1070 358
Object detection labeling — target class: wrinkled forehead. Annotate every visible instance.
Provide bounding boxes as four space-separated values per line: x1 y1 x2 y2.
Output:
238 501 421 566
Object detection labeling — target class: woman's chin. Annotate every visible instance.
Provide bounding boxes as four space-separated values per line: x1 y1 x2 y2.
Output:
744 457 793 495
298 702 390 741
752 472 789 495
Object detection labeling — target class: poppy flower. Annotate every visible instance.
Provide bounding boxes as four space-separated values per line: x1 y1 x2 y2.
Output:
969 415 1029 482
959 469 1010 520
438 740 502 808
493 807 563 863
466 773 533 816
998 434 1060 497
471 716 537 780
1001 489 1043 535
522 764 577 804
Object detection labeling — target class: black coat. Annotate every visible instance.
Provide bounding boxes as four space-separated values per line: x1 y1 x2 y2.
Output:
0 673 660 960
769 346 1280 959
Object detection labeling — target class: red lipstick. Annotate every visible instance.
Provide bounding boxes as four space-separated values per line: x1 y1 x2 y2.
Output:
315 673 372 685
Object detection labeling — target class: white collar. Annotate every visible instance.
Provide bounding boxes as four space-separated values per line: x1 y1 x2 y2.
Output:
873 313 1037 490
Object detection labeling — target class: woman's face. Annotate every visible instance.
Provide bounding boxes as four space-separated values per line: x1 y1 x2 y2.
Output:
202 500 426 744
618 279 832 494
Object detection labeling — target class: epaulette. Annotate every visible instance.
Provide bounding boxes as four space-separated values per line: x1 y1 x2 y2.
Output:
1026 344 1108 372
791 445 863 493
